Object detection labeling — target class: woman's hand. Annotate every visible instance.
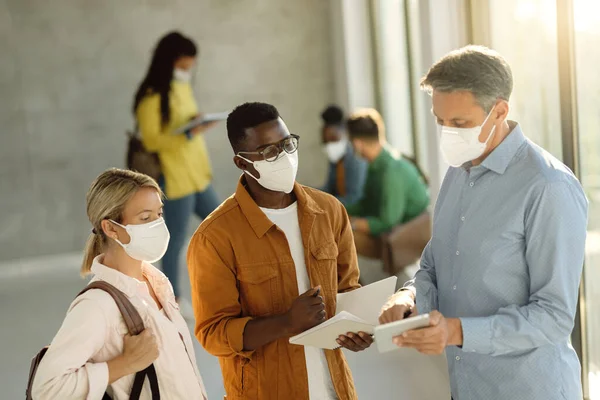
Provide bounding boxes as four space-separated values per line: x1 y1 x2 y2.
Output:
121 328 160 371
107 328 160 383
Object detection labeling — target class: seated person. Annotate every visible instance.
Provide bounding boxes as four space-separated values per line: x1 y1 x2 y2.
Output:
345 108 430 259
320 105 367 205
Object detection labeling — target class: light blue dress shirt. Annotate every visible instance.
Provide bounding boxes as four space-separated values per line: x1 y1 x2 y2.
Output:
407 123 588 400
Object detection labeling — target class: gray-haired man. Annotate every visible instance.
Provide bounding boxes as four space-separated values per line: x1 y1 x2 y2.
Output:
379 45 588 399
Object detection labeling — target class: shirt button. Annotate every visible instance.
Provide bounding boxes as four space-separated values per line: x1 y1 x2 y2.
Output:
453 285 457 290
469 182 474 187
456 356 461 361
461 216 465 221
456 250 460 256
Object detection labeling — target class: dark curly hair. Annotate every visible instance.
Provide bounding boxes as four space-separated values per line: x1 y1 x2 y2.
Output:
227 102 281 152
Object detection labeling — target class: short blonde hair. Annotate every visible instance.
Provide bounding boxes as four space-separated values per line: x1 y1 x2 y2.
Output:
81 168 163 276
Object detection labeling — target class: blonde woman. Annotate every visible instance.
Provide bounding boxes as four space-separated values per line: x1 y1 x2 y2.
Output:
32 168 207 399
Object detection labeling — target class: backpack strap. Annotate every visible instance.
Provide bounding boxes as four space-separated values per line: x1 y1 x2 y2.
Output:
25 347 49 399
78 281 160 399
130 365 160 400
78 281 145 335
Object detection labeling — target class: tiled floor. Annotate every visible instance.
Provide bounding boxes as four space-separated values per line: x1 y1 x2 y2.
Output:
0 255 450 399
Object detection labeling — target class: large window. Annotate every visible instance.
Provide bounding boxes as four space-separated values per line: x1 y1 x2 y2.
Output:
573 0 600 397
371 0 472 202
370 0 414 156
487 0 563 159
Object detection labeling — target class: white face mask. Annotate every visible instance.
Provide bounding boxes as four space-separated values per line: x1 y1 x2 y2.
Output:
238 151 299 194
437 109 497 167
110 217 170 263
173 68 192 82
324 140 347 163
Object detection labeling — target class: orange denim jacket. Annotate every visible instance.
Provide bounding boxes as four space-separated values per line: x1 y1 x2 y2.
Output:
187 178 361 400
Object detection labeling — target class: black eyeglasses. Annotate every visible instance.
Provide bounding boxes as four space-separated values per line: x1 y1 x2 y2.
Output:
238 134 300 162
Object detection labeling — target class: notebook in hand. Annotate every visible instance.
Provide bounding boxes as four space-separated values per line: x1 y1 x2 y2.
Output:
173 111 229 134
288 276 397 350
289 311 374 350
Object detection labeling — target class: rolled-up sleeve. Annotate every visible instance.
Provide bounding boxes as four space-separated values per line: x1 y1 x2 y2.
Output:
187 232 254 359
225 317 254 355
461 181 588 356
32 298 109 400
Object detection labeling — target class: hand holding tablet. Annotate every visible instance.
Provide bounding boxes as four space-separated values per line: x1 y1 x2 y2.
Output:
374 313 431 353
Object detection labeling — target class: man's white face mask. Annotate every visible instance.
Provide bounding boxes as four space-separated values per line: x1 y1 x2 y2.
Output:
437 107 497 167
238 151 299 194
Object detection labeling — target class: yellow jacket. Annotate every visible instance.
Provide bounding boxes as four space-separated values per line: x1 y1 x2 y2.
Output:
136 81 212 200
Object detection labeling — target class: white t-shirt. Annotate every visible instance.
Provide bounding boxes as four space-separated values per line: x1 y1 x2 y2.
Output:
260 202 338 400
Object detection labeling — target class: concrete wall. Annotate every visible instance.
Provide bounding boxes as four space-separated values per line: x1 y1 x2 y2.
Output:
0 0 334 261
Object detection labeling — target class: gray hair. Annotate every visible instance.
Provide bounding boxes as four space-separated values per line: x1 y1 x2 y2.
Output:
420 45 513 112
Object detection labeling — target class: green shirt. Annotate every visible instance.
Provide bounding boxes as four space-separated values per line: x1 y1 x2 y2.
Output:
345 147 430 235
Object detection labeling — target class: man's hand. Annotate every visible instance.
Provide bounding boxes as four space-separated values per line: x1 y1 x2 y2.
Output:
243 287 325 351
393 310 463 355
379 290 416 324
336 332 373 352
284 287 326 335
350 218 370 234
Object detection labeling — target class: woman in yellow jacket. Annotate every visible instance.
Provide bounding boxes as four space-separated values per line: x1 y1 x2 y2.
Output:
133 31 219 317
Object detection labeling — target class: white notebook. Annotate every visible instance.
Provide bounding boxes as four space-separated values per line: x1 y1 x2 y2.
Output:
289 276 397 350
173 111 229 134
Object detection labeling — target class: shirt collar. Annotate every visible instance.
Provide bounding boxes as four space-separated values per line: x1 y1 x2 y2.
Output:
234 176 325 238
370 145 394 170
90 255 171 299
479 122 526 174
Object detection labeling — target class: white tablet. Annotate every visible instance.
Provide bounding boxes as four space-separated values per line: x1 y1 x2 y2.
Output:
374 314 431 353
174 112 229 134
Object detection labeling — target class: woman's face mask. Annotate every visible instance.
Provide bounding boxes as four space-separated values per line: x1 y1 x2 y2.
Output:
173 68 192 83
110 217 170 263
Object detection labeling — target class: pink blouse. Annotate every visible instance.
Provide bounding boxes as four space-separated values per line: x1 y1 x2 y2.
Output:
32 255 207 399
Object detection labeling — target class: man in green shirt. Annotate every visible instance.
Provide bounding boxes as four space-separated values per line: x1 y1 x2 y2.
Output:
345 108 430 259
